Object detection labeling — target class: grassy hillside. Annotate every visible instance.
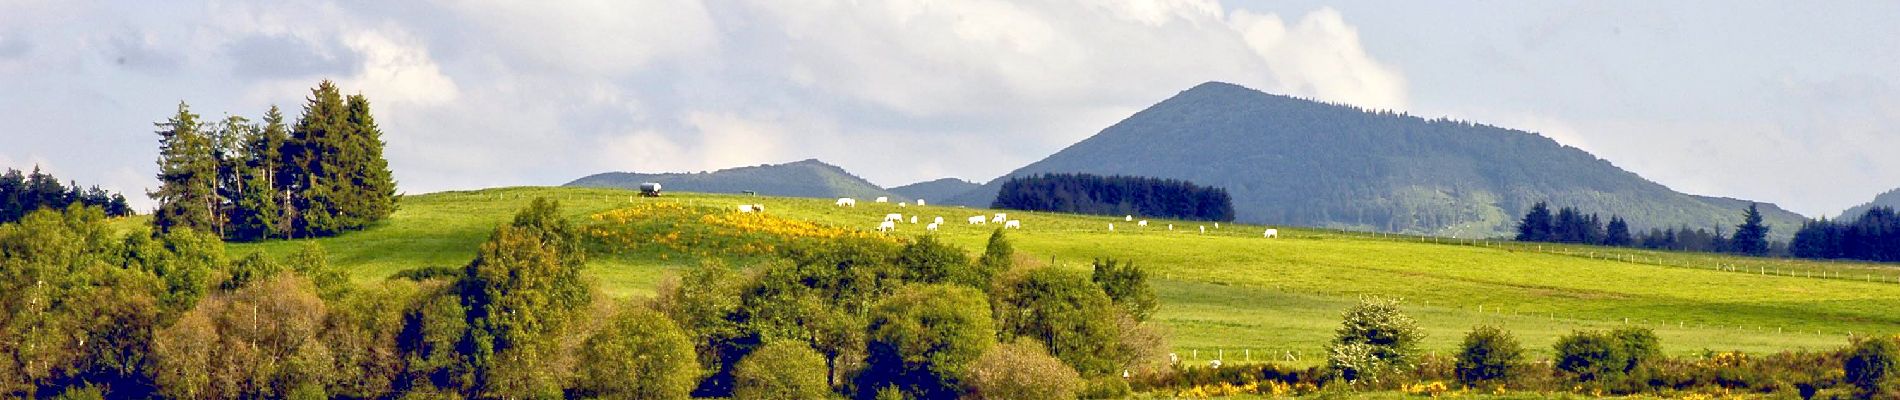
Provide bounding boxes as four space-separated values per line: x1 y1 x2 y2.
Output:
566 158 901 201
947 82 1809 241
228 187 1900 367
1840 187 1900 220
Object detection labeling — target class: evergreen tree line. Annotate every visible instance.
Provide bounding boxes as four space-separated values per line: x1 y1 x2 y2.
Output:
1515 201 1774 256
1788 206 1900 262
992 173 1235 222
151 80 397 241
0 167 131 223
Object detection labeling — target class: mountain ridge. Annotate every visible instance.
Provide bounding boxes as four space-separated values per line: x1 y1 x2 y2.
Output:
565 158 904 201
947 81 1807 239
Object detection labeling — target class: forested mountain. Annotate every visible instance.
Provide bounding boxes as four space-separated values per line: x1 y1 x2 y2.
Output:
887 178 980 202
567 159 903 201
946 81 1807 239
992 173 1234 221
1839 187 1900 220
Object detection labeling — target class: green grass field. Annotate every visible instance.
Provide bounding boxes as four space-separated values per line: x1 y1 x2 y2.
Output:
220 186 1900 367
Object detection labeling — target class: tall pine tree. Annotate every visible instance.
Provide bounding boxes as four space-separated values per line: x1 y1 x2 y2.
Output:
1515 202 1552 242
287 81 397 236
343 93 398 226
151 102 220 234
1730 203 1770 256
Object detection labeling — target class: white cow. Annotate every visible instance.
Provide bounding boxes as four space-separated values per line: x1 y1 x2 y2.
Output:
1168 224 1174 231
877 221 896 232
917 199 927 206
1214 222 1220 229
1108 223 1115 232
933 216 945 225
1264 228 1279 238
1004 220 1022 229
1138 220 1148 227
836 198 856 207
968 216 987 225
909 216 918 224
875 196 889 203
898 202 907 208
884 213 903 222
1200 225 1206 233
1125 215 1133 222
992 213 1008 223
926 222 940 231
737 205 756 213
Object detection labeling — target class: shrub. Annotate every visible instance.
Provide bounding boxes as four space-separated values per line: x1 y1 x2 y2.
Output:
858 284 996 400
577 306 699 400
1845 337 1898 398
1455 326 1524 387
1079 376 1133 399
964 340 1083 400
1610 327 1662 373
1554 330 1626 382
733 341 831 400
1327 296 1421 384
895 235 977 288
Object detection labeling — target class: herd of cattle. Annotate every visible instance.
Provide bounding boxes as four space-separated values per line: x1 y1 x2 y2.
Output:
721 196 1283 238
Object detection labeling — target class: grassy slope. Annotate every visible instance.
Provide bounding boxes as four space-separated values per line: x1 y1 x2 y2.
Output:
223 187 1900 367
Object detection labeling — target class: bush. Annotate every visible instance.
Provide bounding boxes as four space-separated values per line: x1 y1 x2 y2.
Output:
1610 327 1661 373
895 235 978 288
1455 326 1524 387
858 284 996 400
1845 337 1898 398
577 306 699 400
963 340 1083 400
1554 330 1626 383
1079 376 1132 399
1327 296 1421 384
733 341 831 400
1091 258 1157 322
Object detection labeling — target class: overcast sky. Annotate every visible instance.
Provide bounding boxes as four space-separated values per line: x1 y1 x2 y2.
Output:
2 1 1896 217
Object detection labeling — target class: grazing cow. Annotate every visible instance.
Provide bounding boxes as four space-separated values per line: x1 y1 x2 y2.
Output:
1108 223 1115 232
926 222 939 231
737 205 756 213
1138 220 1148 227
909 216 918 224
933 216 945 225
992 213 1007 223
899 202 907 208
1004 220 1022 229
875 196 889 203
1168 224 1174 231
1199 225 1206 233
1209 359 1223 369
884 213 903 222
877 221 896 232
968 216 987 225
1125 215 1133 222
836 198 856 207
1214 222 1220 229
1265 228 1279 238
917 199 927 206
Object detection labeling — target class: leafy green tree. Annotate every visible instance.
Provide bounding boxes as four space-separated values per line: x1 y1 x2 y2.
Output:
992 267 1123 377
228 107 290 241
578 306 699 400
1455 325 1523 387
395 283 473 394
858 284 996 400
151 274 334 399
1730 203 1771 256
976 229 1013 288
1090 258 1157 322
733 341 831 400
652 261 749 395
895 235 976 287
1608 327 1660 374
151 102 221 234
456 198 591 398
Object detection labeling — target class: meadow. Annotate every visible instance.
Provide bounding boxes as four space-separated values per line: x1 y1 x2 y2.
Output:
216 186 1900 367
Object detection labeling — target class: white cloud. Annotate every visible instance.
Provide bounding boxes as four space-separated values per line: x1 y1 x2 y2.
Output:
339 30 458 107
1231 8 1409 111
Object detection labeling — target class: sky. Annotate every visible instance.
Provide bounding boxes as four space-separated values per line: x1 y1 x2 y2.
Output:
1 1 1896 218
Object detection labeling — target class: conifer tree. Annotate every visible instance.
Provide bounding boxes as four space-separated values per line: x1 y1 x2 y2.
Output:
1730 203 1770 256
1515 202 1552 242
151 102 220 234
343 93 398 226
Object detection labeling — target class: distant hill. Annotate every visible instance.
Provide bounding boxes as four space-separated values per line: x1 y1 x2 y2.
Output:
1839 187 1900 220
566 159 902 201
887 178 980 203
947 81 1807 239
